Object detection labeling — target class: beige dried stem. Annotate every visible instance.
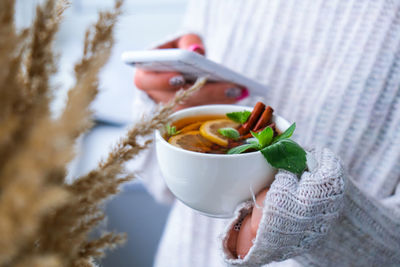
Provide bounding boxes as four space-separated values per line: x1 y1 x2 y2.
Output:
0 0 70 266
0 0 206 265
41 77 206 266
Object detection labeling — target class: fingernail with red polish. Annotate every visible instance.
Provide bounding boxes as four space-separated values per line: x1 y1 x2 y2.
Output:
236 88 249 101
188 44 205 55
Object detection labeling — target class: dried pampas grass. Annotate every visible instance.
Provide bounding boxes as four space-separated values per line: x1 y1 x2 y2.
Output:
0 0 205 266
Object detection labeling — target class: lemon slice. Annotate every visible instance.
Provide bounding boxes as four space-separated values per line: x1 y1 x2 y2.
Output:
180 122 204 133
168 131 215 153
199 119 240 146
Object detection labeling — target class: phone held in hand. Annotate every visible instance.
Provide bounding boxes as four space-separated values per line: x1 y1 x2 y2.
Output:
121 49 267 96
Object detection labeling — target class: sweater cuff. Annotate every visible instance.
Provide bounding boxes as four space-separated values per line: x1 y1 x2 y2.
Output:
221 201 254 263
220 199 299 267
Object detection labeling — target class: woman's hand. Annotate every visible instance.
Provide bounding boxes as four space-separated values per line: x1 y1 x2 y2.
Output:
227 187 268 258
134 34 249 109
225 148 345 264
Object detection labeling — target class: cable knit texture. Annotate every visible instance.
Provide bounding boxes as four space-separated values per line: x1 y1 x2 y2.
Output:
222 149 345 266
131 1 400 266
296 179 400 266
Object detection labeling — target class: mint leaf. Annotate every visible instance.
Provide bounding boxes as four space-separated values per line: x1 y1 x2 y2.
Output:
227 143 259 154
218 127 240 140
246 137 259 146
226 110 251 124
166 124 180 136
272 123 296 144
260 139 306 175
251 127 274 148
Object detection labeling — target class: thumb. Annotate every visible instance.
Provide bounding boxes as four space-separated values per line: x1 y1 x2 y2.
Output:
271 170 299 192
177 33 205 55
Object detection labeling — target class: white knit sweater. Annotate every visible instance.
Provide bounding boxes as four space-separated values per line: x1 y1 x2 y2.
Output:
132 1 400 266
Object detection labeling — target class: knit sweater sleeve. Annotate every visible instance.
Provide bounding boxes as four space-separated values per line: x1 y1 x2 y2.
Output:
146 0 207 49
297 177 400 266
221 152 400 266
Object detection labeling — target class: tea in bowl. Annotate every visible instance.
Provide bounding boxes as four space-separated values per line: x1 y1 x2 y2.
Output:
155 104 293 218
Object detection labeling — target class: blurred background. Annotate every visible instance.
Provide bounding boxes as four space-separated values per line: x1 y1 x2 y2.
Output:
16 0 189 266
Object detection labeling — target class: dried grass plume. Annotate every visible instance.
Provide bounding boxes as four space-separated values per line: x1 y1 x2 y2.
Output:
0 0 206 266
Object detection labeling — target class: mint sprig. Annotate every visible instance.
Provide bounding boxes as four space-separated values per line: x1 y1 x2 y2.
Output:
272 122 296 144
166 124 180 136
227 143 259 154
218 127 240 140
250 126 274 148
227 122 307 175
226 110 251 124
227 126 273 153
260 139 306 175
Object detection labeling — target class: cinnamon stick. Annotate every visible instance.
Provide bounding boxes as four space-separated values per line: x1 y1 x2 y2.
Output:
238 102 265 135
253 106 273 131
239 122 276 140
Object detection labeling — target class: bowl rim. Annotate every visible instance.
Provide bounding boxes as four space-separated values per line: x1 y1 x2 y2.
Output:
155 104 290 159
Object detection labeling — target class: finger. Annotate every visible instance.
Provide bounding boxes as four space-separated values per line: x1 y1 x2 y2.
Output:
178 33 205 55
156 37 179 49
134 69 186 92
299 148 344 197
270 170 299 192
236 215 256 259
146 90 176 104
226 227 239 258
157 34 204 50
251 187 269 236
180 82 249 107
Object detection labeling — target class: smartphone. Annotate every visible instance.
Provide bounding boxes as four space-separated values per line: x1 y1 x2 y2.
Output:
121 49 267 95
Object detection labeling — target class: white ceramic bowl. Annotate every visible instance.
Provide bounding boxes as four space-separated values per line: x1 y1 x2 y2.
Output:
155 105 290 218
